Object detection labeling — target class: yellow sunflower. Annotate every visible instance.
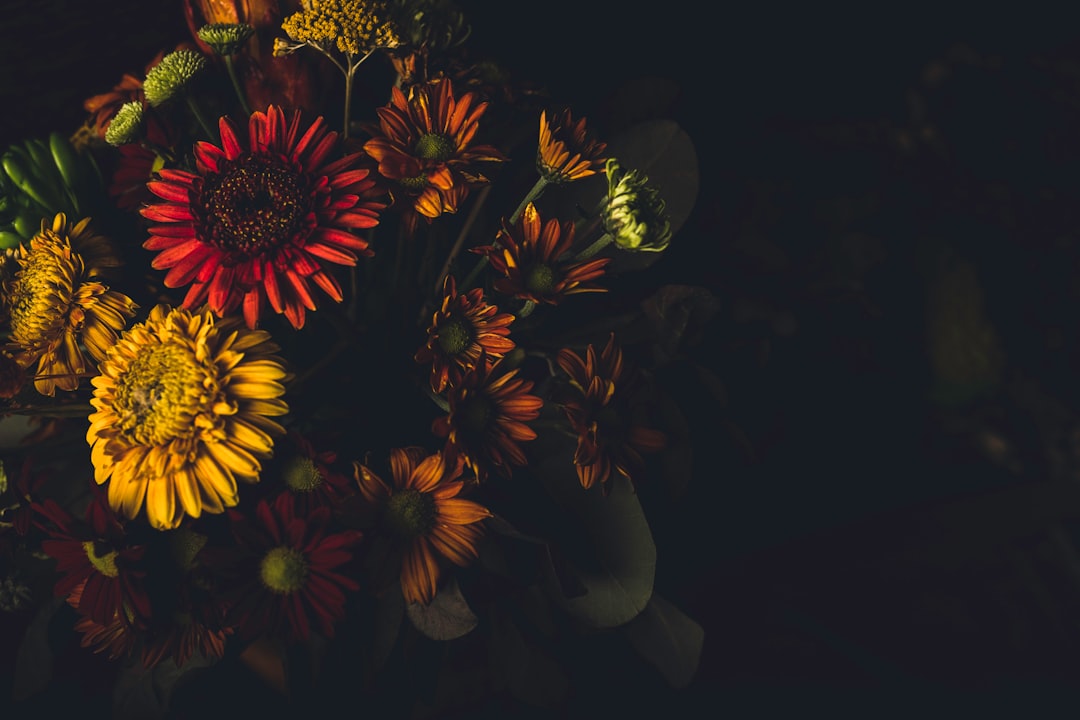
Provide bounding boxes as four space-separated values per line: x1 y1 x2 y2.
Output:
87 303 290 530
1 213 137 396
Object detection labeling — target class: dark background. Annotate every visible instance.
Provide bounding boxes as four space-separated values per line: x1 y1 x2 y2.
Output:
7 0 1080 716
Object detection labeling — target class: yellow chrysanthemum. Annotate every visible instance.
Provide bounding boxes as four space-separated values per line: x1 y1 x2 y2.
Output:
87 304 290 530
280 0 401 56
1 213 137 396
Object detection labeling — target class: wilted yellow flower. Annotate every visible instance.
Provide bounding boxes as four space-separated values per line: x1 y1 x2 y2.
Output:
281 0 402 56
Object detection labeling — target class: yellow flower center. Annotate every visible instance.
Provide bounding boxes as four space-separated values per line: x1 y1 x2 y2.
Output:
82 540 120 577
414 133 454 162
260 546 308 594
386 488 436 539
200 155 311 260
113 342 210 446
283 455 324 492
436 318 472 356
524 264 555 295
7 237 78 351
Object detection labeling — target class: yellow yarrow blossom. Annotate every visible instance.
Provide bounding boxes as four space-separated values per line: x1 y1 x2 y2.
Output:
1 213 137 396
281 0 402 56
87 304 290 531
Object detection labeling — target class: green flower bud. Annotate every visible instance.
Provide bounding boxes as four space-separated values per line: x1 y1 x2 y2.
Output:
143 49 209 107
104 102 144 146
601 158 672 253
197 23 255 56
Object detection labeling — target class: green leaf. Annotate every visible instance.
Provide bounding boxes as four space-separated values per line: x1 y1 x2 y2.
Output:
405 578 478 640
535 432 657 628
486 603 568 708
624 594 705 688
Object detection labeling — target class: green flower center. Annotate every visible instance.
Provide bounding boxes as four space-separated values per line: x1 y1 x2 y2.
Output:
82 540 120 578
524 264 556 295
414 133 455 162
457 394 493 438
113 342 209 445
260 546 308 594
199 154 312 260
386 489 436 539
399 174 429 191
437 318 472 356
284 455 324 492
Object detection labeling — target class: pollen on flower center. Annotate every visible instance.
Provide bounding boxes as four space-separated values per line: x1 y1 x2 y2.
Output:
437 318 472 356
284 455 324 492
399 174 428 191
82 540 120 577
113 342 210 446
7 243 76 347
260 546 309 594
199 155 311 259
386 489 436 539
524 264 555 295
414 133 455 162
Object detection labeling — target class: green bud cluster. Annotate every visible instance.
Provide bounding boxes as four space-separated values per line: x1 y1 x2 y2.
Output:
198 23 255 56
143 49 209 107
104 102 144 147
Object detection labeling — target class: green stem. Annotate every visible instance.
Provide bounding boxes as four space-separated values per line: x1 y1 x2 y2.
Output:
185 94 217 141
223 55 252 116
343 64 355 140
517 300 537 318
574 233 614 260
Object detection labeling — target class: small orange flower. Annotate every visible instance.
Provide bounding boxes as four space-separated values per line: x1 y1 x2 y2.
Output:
415 274 515 393
432 358 543 482
536 108 607 184
555 334 666 492
353 446 491 605
473 202 610 305
362 78 506 220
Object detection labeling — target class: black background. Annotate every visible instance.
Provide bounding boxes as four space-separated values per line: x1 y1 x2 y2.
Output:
7 1 1080 716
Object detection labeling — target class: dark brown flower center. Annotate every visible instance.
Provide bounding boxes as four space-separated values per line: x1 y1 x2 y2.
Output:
457 393 493 438
386 489 436 539
198 154 312 260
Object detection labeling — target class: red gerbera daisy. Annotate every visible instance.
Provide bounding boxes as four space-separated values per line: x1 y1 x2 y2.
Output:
432 357 543 482
141 104 387 330
33 491 151 627
472 202 610 305
222 493 362 643
415 274 516 394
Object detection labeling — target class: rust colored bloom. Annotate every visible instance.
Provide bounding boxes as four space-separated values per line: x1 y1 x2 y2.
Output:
71 588 138 662
473 202 610 305
276 430 355 516
415 274 515 393
536 108 607 184
555 334 667 492
141 105 385 330
1 213 138 396
224 493 362 642
33 492 150 628
353 446 491 605
432 358 542 482
362 78 506 220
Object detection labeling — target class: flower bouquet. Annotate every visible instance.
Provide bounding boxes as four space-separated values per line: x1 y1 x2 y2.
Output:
0 1 705 716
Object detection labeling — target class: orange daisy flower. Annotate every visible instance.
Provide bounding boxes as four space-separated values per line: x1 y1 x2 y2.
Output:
431 358 543 482
353 446 491 605
555 334 667 492
472 202 610 305
362 78 506 221
536 108 607 184
141 105 386 330
414 274 516 393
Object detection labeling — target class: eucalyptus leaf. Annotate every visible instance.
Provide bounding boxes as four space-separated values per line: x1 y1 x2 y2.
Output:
624 594 705 688
405 578 478 641
535 433 657 628
12 595 63 701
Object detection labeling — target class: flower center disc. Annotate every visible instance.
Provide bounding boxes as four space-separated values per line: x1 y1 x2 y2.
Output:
386 488 436 539
458 394 493 439
7 240 78 349
284 455 324 492
524 264 555 295
414 133 455 162
437 318 472 356
260 546 308 594
82 540 120 578
199 154 311 260
113 342 210 446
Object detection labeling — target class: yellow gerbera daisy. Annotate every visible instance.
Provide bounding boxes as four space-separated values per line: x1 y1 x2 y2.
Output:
1 213 137 396
87 304 290 530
